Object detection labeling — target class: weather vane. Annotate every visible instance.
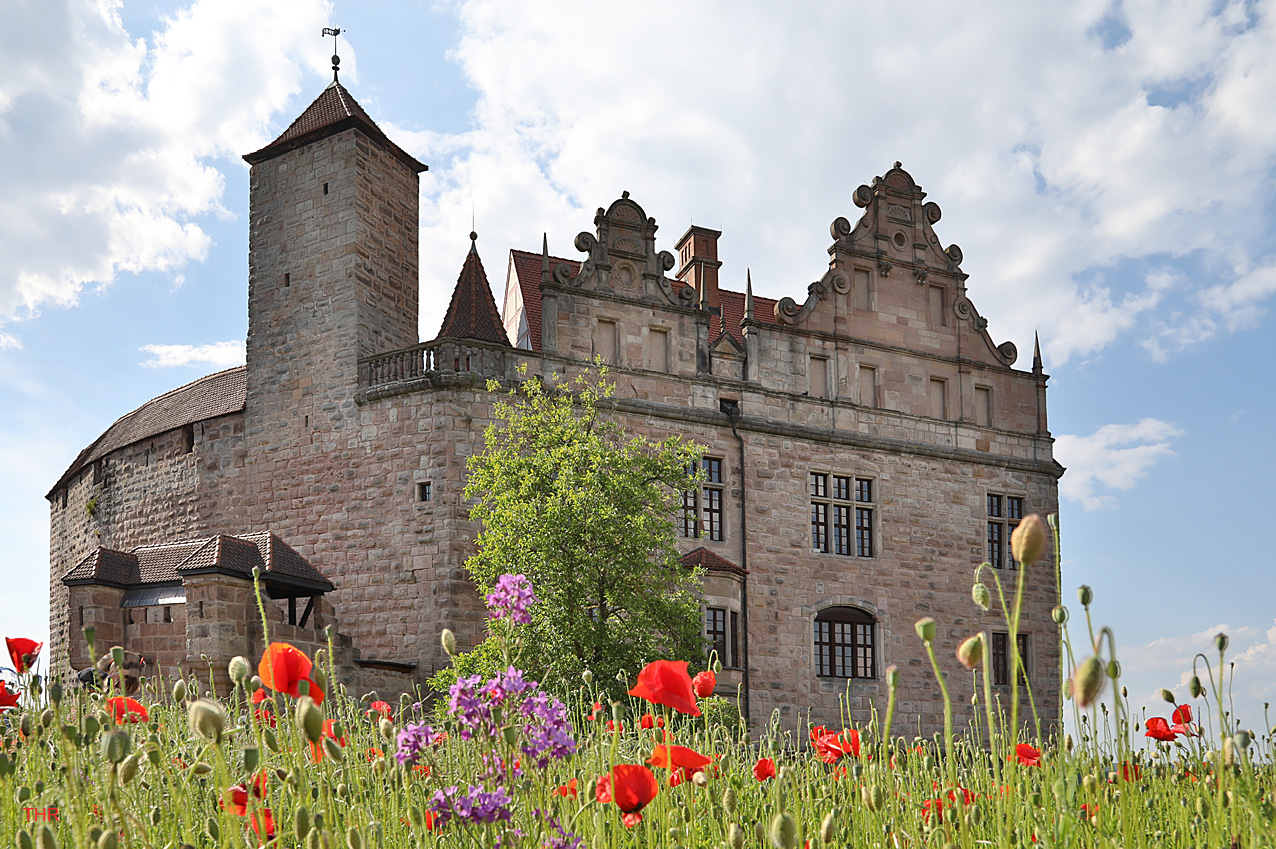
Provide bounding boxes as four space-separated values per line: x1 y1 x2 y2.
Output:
323 27 342 82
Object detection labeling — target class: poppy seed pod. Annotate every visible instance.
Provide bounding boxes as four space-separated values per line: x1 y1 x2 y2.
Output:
723 787 738 815
1160 688 1176 704
294 806 311 842
1190 675 1203 698
1011 514 1048 566
1236 729 1252 750
188 699 226 742
346 826 362 849
1051 605 1068 625
440 629 457 657
886 665 901 689
1215 632 1229 653
914 617 937 644
957 634 984 669
727 823 745 849
972 583 991 611
863 784 886 811
228 656 251 684
769 812 798 849
101 730 130 764
36 827 56 849
16 831 33 849
172 679 187 703
118 752 140 785
1074 656 1106 708
821 810 838 844
111 646 126 669
297 697 323 744
96 831 115 849
754 823 766 845
1077 585 1093 606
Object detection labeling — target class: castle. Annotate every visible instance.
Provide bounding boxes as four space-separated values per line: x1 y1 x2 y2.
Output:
47 75 1063 732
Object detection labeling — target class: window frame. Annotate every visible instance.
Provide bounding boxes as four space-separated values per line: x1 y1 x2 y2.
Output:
811 472 875 558
986 492 1024 570
679 457 726 543
814 606 877 680
991 631 1030 686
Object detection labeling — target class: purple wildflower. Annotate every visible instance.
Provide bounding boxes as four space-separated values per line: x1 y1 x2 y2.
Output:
486 574 537 625
536 810 584 849
448 674 491 739
395 722 442 766
429 784 514 829
484 666 536 705
519 691 577 768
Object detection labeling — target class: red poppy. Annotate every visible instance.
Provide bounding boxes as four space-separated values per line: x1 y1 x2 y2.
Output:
0 681 19 710
813 729 860 763
692 670 716 698
221 772 268 815
753 757 776 781
249 808 275 839
640 713 666 729
1170 704 1199 736
367 747 384 762
603 764 660 827
1013 744 1041 767
554 778 579 799
595 774 613 805
252 687 269 705
106 697 148 724
258 642 324 705
809 724 827 742
628 660 701 717
1118 762 1141 782
370 700 393 720
1144 717 1178 742
254 706 277 728
309 718 348 762
605 719 624 734
922 787 975 824
588 701 602 721
413 764 431 777
5 638 42 674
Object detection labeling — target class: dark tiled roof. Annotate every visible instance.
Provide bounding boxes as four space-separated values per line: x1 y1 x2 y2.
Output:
680 546 747 575
506 250 777 350
243 81 427 173
48 367 247 499
62 532 334 593
434 240 510 345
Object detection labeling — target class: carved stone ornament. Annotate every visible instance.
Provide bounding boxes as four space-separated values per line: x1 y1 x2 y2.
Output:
923 201 942 224
774 270 848 325
830 216 853 240
913 268 928 285
954 296 1017 365
886 203 913 223
945 244 963 265
852 185 873 208
877 258 893 277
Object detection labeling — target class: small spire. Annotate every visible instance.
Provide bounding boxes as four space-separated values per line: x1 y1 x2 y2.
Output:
1032 331 1043 374
541 233 549 275
469 230 478 255
323 27 343 82
744 269 755 323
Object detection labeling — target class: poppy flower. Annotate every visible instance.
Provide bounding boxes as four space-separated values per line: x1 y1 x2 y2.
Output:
600 764 659 827
813 729 860 763
258 642 324 705
1170 704 1199 736
1117 762 1142 782
692 670 716 698
921 787 974 824
588 701 603 721
413 764 431 777
249 808 275 839
6 638 42 674
0 681 19 710
640 713 666 729
221 772 268 815
1013 744 1041 767
628 660 701 717
309 718 348 762
106 697 148 724
370 700 393 720
605 719 624 735
1145 717 1178 741
753 757 776 781
647 744 711 772
554 778 578 799
367 747 384 762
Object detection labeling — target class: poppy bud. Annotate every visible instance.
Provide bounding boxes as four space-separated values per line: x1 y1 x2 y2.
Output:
972 583 990 611
1236 730 1252 751
1223 737 1236 767
1082 774 1098 793
723 787 738 815
1121 686 1128 698
40 708 54 728
502 726 518 746
886 665 900 689
1077 585 1093 607
188 699 225 742
1106 660 1121 679
298 696 323 744
914 617 937 644
754 823 766 845
244 746 259 773
228 656 251 684
323 737 344 762
820 810 837 844
379 718 394 740
118 752 140 785
35 827 56 849
250 675 262 691
295 806 311 841
190 762 212 776
1051 605 1068 625
347 827 362 849
1190 676 1203 698
769 812 797 849
96 831 115 849
264 727 279 753
1073 656 1106 709
863 784 886 811
111 646 125 669
1065 735 1074 752
611 701 623 724
1011 515 1048 566
408 806 425 830
48 683 62 706
727 823 745 849
102 730 130 764
581 670 593 685
1215 633 1229 653
441 629 457 657
956 634 984 669
1159 688 1175 704
84 715 100 742
692 770 709 787
172 679 187 703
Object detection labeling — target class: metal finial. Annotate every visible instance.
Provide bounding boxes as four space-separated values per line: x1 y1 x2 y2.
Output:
323 27 342 81
469 230 478 254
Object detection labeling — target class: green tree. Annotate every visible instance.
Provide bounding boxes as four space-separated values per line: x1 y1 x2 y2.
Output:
461 365 706 693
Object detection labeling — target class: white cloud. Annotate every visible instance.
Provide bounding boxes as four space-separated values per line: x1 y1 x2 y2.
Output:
1054 418 1182 510
0 333 20 350
139 339 244 369
0 0 332 330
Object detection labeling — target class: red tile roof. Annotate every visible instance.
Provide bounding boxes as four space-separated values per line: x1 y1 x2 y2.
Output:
48 366 247 499
506 249 777 351
680 546 747 575
434 239 511 345
243 81 427 173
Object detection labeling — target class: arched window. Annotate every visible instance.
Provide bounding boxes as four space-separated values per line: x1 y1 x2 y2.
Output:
814 607 876 679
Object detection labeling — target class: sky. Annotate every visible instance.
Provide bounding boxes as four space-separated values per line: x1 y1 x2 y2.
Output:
2 0 1274 735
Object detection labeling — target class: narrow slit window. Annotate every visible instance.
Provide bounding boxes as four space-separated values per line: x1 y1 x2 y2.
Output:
416 482 432 503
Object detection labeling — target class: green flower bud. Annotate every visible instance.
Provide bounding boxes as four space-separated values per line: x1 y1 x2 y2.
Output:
727 823 745 849
723 787 738 815
379 718 394 740
190 762 212 776
118 753 140 785
1236 730 1252 751
1051 605 1068 625
15 830 33 849
111 646 125 669
36 828 56 849
102 730 130 764
957 633 984 669
1011 514 1048 566
441 629 458 657
295 806 311 842
1215 633 1229 653
188 699 226 742
1190 675 1203 698
754 822 766 845
862 784 886 811
39 708 54 729
769 812 797 849
408 806 426 830
172 679 187 703
692 770 709 787
1074 656 1106 708
1082 774 1098 793
298 696 324 744
820 810 838 844
886 665 901 689
264 726 280 752
914 617 937 643
82 626 96 649
502 726 519 746
337 783 349 798
95 830 115 849
346 826 362 849
48 683 62 706
84 715 100 741
323 737 345 762
1106 660 1121 679
228 656 251 684
972 583 991 611
581 670 593 685
206 817 219 842
244 746 260 773
1160 688 1176 704
1077 585 1093 607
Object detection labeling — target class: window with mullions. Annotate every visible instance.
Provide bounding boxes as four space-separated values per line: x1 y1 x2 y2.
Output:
705 606 739 668
987 494 1024 569
991 632 1030 686
814 607 876 679
811 472 875 557
679 458 725 542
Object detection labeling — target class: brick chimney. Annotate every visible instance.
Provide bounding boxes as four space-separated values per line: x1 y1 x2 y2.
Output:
675 226 722 313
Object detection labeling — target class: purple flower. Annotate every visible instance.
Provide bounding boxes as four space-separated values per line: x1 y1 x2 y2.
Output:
448 674 492 739
395 722 442 766
486 574 537 625
536 811 583 849
429 784 514 829
519 690 577 768
484 666 535 705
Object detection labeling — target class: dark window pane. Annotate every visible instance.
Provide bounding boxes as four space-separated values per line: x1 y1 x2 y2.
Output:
704 488 723 541
1008 521 1019 570
812 502 828 552
856 478 873 503
987 521 1003 568
707 608 727 666
987 494 1002 517
1007 497 1023 521
704 457 723 484
856 507 874 557
810 472 827 498
679 490 697 537
833 504 851 556
730 610 739 668
815 607 875 679
992 632 1008 686
833 475 851 501
1016 633 1029 683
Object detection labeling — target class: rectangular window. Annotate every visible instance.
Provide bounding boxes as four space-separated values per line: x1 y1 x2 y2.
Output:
928 285 947 327
815 614 876 678
702 457 724 542
809 356 829 399
645 328 669 373
852 268 871 311
812 473 874 557
858 365 877 408
991 632 1030 686
416 482 432 503
678 488 698 538
594 319 618 364
975 386 993 427
730 610 739 669
987 492 1024 570
929 378 948 420
707 607 727 667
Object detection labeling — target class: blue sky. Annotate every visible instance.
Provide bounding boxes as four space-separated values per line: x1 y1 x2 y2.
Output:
2 0 1274 732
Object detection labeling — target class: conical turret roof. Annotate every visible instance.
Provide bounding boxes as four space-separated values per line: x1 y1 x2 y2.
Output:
434 234 510 345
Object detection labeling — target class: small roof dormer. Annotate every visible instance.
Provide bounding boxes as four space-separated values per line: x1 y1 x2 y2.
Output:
434 233 511 346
